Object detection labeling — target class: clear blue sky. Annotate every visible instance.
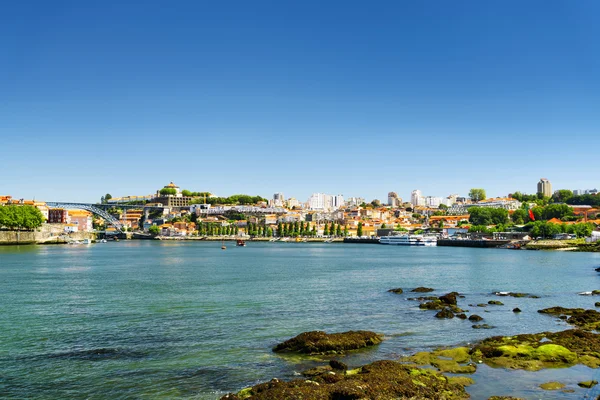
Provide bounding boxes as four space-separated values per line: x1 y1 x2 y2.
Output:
2 1 599 203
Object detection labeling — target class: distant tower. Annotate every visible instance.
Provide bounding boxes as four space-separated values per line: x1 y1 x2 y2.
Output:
537 178 552 198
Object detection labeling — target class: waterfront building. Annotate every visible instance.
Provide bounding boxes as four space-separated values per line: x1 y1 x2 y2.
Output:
537 178 552 198
67 210 93 232
48 209 69 224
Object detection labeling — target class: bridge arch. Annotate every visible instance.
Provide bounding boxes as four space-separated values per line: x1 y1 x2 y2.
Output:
46 202 125 231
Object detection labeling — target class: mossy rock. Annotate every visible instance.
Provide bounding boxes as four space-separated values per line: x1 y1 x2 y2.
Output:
469 314 483 322
448 376 475 387
473 324 494 329
273 330 383 355
488 300 504 305
473 329 600 371
578 380 598 388
435 308 455 319
488 397 525 400
538 307 600 330
412 287 435 292
388 288 403 294
539 381 565 390
406 347 475 374
221 361 470 400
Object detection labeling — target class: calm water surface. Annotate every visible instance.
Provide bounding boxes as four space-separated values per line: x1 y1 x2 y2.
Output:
1 242 600 399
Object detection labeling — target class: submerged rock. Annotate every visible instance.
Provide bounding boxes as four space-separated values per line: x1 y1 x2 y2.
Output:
513 308 522 313
329 359 348 372
387 288 404 294
456 313 468 319
411 287 435 292
469 315 483 322
578 380 598 388
539 381 565 390
273 331 383 355
408 296 438 301
419 292 464 313
472 324 494 329
494 292 539 298
488 300 504 306
435 308 455 319
538 307 600 330
220 360 470 400
488 397 525 400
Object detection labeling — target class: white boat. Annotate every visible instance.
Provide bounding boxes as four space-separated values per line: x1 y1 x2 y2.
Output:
379 233 437 246
82 239 92 245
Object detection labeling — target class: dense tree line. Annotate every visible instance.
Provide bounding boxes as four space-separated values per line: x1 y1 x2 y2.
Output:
0 205 45 230
196 222 239 236
190 194 267 205
525 221 593 239
468 207 509 226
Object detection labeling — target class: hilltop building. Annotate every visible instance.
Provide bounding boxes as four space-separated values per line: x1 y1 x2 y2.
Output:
388 192 401 207
537 178 552 198
154 182 192 207
273 193 285 207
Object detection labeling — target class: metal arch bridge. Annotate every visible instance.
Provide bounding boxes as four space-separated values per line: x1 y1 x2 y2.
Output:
46 202 125 231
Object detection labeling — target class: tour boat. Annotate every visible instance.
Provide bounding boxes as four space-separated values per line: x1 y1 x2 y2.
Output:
379 233 437 246
236 239 246 247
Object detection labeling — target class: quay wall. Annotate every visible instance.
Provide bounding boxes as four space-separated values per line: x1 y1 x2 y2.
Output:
437 239 509 248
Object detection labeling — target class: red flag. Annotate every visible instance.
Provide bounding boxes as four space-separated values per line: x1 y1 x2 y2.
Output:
528 209 535 221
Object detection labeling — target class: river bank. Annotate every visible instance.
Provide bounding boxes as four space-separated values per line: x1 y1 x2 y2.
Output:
0 225 96 245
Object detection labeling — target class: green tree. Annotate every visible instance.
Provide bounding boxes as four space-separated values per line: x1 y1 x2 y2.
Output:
511 209 527 224
336 224 342 236
371 199 381 207
181 189 193 197
381 223 387 229
552 189 573 203
148 225 160 235
323 223 329 236
160 188 177 196
343 225 349 236
468 188 486 202
357 222 363 237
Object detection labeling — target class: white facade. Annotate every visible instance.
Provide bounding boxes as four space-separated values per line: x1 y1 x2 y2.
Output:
273 192 285 207
286 197 300 208
425 196 443 208
411 190 424 206
346 197 365 207
308 193 344 210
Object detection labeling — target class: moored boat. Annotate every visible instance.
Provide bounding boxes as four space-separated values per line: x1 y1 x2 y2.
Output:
379 233 437 246
236 239 246 247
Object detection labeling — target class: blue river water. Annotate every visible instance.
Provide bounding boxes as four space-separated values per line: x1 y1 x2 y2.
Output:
1 241 600 399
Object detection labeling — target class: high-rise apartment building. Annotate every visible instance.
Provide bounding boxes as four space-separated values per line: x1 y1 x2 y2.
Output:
537 178 552 198
411 190 424 206
273 192 284 207
388 192 401 207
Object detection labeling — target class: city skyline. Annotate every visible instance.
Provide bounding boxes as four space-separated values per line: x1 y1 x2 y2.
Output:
2 1 599 202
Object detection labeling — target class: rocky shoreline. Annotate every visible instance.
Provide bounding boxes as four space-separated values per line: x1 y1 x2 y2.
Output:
220 278 600 400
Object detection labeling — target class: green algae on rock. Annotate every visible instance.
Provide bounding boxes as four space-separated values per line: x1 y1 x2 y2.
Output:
403 347 476 374
412 287 435 292
488 300 504 305
539 381 566 390
578 380 598 388
487 397 525 400
388 288 404 294
538 307 600 330
471 329 600 371
273 330 383 355
419 292 464 313
220 360 470 400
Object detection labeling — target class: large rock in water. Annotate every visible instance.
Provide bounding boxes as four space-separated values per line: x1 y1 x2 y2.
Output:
412 287 435 292
273 330 383 355
220 360 470 400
